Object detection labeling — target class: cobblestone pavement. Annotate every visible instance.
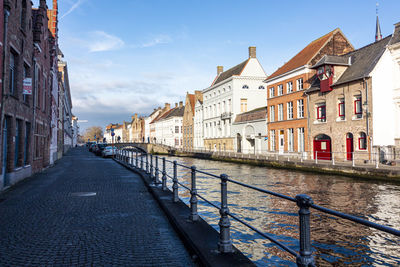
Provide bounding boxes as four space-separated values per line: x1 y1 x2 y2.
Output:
0 147 195 267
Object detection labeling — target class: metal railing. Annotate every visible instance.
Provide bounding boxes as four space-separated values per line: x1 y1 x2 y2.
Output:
115 149 400 266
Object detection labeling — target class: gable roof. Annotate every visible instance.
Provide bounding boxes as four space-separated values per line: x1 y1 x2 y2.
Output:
165 106 185 118
267 29 342 80
212 59 249 86
334 35 391 86
187 94 195 113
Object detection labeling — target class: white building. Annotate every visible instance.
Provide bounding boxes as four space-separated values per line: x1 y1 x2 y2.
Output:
71 116 79 147
144 108 161 143
104 123 122 144
151 103 184 148
231 107 268 154
202 47 267 151
193 99 204 149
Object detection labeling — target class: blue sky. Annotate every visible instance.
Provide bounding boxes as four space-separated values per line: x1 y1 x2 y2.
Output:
35 0 400 132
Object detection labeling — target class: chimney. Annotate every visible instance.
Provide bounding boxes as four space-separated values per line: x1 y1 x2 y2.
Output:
175 103 178 108
165 103 170 110
249 46 256 58
179 101 183 108
217 66 224 75
135 113 138 119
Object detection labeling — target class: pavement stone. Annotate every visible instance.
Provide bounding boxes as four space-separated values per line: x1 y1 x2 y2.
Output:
0 147 195 267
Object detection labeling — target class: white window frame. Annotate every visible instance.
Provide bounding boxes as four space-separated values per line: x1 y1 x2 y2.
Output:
278 84 283 96
297 99 304 118
270 106 275 122
287 102 293 120
287 128 294 152
287 81 293 93
297 78 303 91
278 104 283 121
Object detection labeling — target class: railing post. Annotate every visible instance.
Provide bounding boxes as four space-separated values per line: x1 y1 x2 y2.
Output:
189 166 199 222
162 157 167 190
315 151 318 164
376 152 379 169
172 161 179 202
146 153 149 174
332 152 335 165
141 153 144 170
352 152 355 167
150 154 154 178
135 151 138 168
218 174 233 253
155 156 160 184
295 194 315 267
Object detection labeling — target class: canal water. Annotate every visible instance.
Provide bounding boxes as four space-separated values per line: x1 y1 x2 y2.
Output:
158 155 400 266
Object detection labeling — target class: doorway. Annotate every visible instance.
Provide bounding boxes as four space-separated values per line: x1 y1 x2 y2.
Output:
279 130 284 154
2 118 9 187
313 134 332 160
346 133 353 161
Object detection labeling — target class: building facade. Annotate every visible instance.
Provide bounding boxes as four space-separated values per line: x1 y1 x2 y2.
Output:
265 29 354 156
203 47 267 152
193 98 204 149
183 91 202 150
144 108 161 143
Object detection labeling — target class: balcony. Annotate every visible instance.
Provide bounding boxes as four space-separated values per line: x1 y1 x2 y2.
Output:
221 112 232 120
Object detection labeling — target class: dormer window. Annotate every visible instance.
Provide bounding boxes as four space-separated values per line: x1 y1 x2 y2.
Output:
317 65 334 92
242 85 249 89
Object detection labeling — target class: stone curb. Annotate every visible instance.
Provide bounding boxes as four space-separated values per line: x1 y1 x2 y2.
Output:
114 158 255 267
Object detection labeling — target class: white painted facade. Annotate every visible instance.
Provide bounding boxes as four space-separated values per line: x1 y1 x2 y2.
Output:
232 118 268 154
370 48 400 148
49 69 59 164
152 111 183 148
71 117 79 147
202 55 267 149
193 100 204 149
144 109 162 143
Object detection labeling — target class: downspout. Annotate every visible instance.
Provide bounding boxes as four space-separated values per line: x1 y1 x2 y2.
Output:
365 78 371 161
0 7 10 175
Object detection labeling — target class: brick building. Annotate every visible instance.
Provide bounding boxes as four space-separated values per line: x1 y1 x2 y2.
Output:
265 29 353 157
182 91 202 150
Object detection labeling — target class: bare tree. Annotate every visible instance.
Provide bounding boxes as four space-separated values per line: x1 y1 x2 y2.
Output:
83 126 103 142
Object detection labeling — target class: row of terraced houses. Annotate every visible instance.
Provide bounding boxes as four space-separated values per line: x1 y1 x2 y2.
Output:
0 0 77 191
105 19 400 163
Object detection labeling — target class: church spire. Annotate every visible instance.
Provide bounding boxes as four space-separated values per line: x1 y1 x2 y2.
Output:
375 2 382 42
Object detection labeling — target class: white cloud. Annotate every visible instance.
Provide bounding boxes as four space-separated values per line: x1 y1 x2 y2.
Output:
88 31 125 52
61 0 86 19
139 34 172 48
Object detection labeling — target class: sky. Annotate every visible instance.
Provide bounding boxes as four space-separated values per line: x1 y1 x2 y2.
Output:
34 0 400 132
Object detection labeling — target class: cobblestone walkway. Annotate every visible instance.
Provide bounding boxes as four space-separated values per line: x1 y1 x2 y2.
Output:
0 147 195 267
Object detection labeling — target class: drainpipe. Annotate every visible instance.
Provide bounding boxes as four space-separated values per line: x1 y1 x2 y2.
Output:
0 6 11 175
364 78 371 161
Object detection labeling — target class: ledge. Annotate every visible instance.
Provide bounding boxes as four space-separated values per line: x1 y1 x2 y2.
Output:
114 159 255 267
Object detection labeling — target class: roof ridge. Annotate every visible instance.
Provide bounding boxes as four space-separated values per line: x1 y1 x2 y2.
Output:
343 34 392 56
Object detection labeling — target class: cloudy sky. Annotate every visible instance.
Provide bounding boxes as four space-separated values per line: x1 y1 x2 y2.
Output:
34 0 400 132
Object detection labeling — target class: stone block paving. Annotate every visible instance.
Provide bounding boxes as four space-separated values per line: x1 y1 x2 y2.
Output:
0 147 195 267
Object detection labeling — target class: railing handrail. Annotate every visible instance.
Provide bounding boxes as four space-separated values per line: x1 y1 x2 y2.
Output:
115 150 400 266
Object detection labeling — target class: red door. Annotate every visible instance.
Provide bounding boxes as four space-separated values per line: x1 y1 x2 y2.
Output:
313 139 331 160
346 137 353 161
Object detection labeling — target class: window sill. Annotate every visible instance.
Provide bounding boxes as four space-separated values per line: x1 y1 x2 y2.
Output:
336 118 346 122
352 117 363 121
313 121 327 124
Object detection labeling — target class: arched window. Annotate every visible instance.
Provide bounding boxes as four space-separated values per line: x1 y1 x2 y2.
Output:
358 132 367 150
242 85 249 89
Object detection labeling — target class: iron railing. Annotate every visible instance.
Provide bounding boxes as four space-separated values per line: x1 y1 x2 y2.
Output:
115 149 400 266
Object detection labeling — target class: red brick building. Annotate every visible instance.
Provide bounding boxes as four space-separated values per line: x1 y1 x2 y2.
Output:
265 29 354 157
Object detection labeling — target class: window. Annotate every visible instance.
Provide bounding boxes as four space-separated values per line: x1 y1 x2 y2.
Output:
298 128 305 152
278 104 283 121
270 130 276 151
288 128 294 152
240 98 247 112
278 85 283 96
287 81 293 93
175 126 179 133
316 103 326 122
228 99 231 112
354 95 362 118
269 87 275 98
297 99 304 118
21 0 27 30
338 98 345 120
242 85 249 89
24 122 30 165
175 138 179 146
258 85 265 90
359 132 367 150
9 51 17 95
297 78 303 91
270 106 275 122
23 64 30 103
287 102 293 120
42 78 46 111
15 120 22 167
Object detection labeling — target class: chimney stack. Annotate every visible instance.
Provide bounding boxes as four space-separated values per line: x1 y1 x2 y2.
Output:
135 113 138 119
179 101 183 108
217 66 224 75
175 103 178 108
165 103 170 110
249 46 256 58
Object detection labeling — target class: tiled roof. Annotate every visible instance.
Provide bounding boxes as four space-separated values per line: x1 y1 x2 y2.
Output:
234 107 267 123
212 59 249 86
334 35 391 86
188 94 195 113
165 106 185 118
267 29 339 80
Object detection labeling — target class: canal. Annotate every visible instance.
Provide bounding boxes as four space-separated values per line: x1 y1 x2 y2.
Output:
158 155 400 266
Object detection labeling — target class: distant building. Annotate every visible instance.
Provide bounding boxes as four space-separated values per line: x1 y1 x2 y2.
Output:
71 116 79 147
144 108 162 143
265 29 354 156
104 123 122 143
149 103 171 144
193 97 204 149
183 91 202 150
202 47 267 152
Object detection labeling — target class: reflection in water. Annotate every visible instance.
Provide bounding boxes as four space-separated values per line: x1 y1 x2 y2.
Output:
161 156 400 266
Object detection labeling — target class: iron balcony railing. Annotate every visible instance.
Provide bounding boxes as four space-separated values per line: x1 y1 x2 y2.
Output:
220 112 232 120
115 149 400 266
